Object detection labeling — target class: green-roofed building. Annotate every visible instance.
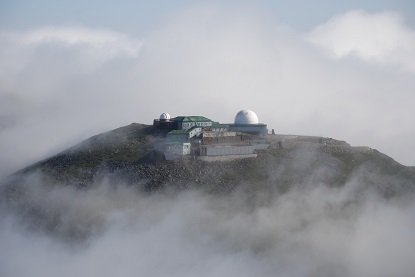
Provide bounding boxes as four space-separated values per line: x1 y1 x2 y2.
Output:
167 126 203 142
172 116 213 130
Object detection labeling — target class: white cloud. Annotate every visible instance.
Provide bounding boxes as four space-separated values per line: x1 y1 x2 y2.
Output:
0 26 143 76
1 175 415 277
308 10 415 73
0 26 144 177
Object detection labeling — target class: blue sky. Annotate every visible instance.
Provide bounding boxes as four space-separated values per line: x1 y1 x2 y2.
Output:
1 0 414 33
0 0 415 176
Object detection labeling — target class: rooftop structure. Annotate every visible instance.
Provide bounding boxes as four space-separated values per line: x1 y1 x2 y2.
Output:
174 116 212 123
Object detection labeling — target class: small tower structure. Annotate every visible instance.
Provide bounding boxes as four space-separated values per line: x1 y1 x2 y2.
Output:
153 112 176 130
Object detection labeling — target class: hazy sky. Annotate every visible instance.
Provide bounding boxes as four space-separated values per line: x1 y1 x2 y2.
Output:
1 0 415 177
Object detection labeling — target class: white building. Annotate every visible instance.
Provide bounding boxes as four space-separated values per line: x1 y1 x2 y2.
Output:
164 142 192 160
228 109 268 135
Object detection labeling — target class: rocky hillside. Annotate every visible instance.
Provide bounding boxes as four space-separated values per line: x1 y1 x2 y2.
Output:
2 123 415 197
1 122 415 241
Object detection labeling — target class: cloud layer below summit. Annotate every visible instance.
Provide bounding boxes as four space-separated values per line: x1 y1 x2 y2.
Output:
1 171 415 277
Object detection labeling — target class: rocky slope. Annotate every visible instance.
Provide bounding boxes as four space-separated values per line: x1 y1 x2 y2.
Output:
1 122 415 240
2 123 415 197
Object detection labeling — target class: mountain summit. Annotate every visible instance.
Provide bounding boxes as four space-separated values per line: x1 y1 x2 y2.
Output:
1 121 415 241
3 122 415 197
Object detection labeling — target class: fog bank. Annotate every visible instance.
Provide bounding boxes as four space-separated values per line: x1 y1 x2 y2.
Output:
1 172 415 277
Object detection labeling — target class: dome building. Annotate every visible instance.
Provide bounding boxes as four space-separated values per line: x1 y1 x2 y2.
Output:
153 112 177 130
234 110 259 124
160 112 171 121
228 109 268 135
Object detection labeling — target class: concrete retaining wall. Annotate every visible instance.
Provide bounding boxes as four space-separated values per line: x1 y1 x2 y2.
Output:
203 131 237 138
198 154 257 162
201 145 255 156
202 136 242 145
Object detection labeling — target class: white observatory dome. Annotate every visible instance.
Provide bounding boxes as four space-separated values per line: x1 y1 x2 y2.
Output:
160 113 170 121
234 110 259 124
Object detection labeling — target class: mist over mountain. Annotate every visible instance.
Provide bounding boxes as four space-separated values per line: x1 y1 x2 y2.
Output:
1 122 415 277
2 1 415 276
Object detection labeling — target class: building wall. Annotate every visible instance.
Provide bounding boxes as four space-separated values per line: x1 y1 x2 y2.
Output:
200 145 255 156
179 121 212 130
153 119 177 130
211 124 230 132
202 131 236 138
167 133 189 142
229 124 268 135
164 143 191 160
198 154 257 162
202 136 242 145
251 142 270 150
